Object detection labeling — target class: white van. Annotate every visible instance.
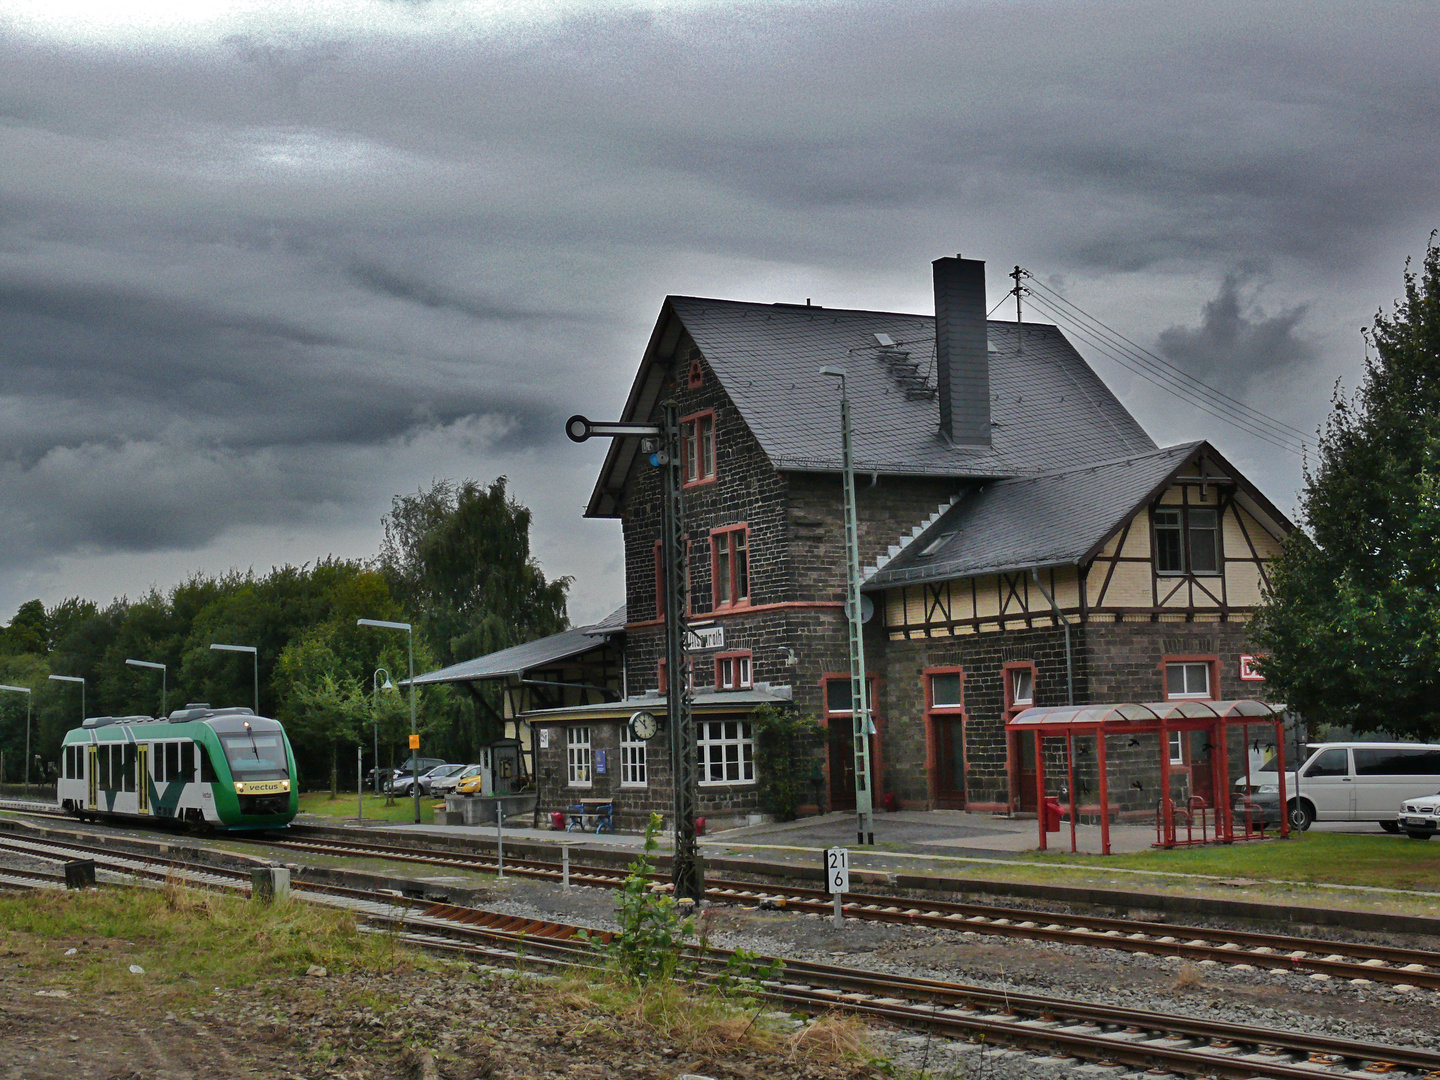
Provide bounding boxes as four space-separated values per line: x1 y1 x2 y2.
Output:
1240 742 1440 831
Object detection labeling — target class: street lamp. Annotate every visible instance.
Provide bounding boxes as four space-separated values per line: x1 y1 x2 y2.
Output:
0 684 32 795
125 658 167 717
819 365 875 846
372 667 394 796
210 643 259 715
47 674 85 727
357 619 418 823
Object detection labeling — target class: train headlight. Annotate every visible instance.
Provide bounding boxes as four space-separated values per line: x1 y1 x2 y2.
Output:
234 782 245 793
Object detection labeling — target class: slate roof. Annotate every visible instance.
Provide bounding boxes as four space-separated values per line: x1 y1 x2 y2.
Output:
864 442 1205 587
408 607 624 686
586 298 1156 515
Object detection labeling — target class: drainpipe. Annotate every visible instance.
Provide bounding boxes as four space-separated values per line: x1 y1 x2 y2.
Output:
1029 568 1074 706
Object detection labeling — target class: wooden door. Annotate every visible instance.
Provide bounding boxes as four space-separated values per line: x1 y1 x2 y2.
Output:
933 716 966 809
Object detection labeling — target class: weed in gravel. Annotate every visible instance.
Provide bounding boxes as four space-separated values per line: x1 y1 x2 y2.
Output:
790 1011 873 1060
1170 960 1205 990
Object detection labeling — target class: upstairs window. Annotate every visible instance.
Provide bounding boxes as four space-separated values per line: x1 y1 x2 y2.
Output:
712 525 750 607
716 651 752 690
1154 506 1220 575
688 356 705 388
681 411 716 486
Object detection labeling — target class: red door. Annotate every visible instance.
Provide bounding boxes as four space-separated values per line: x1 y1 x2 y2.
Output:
1014 730 1038 812
933 717 966 809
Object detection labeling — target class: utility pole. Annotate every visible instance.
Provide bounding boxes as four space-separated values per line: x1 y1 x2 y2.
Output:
1010 265 1029 355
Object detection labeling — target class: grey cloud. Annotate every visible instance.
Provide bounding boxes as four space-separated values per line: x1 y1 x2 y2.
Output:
1157 271 1315 388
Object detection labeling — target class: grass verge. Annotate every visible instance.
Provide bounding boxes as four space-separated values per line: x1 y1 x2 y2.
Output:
298 790 437 823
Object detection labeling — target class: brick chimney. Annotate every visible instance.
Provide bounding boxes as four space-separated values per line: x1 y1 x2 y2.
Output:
933 256 991 447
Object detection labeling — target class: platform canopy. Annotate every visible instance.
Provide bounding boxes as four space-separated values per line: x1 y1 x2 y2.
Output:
1008 698 1282 732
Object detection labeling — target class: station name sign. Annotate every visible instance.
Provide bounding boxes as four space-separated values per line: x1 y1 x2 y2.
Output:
686 624 725 651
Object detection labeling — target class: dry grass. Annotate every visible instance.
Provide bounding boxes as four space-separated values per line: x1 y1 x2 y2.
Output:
1170 961 1205 990
790 1011 875 1059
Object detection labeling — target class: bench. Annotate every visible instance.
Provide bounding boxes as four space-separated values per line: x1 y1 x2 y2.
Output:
566 800 614 833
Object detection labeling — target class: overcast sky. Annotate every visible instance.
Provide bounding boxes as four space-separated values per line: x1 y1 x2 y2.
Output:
1 0 1436 630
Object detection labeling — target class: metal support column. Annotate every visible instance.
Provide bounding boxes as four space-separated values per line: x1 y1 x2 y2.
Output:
659 401 703 901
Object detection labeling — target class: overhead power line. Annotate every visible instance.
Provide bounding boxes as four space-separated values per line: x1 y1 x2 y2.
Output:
1016 275 1308 457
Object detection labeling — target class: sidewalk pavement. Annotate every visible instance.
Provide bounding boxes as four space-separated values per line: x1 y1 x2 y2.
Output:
315 808 1167 876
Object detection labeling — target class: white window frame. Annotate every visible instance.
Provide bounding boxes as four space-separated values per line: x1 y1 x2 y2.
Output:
697 719 755 786
929 670 964 710
567 726 592 787
620 727 647 788
1165 662 1211 700
716 652 752 690
1010 668 1034 708
1168 730 1185 764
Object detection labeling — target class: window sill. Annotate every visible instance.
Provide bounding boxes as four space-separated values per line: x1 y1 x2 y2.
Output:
698 780 757 789
682 475 718 490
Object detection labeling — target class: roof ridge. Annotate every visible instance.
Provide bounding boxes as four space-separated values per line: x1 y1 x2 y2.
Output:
991 441 1203 486
667 294 1063 330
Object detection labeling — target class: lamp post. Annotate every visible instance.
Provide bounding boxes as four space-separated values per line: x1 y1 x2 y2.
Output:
358 620 418 823
125 658 167 717
372 667 394 796
819 365 875 846
209 643 259 715
0 684 32 795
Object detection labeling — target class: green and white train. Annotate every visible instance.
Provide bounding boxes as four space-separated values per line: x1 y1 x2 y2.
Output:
57 704 299 830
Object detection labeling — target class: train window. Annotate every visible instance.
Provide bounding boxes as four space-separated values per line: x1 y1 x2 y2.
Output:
101 746 113 789
154 743 165 783
166 742 179 780
123 745 136 792
181 742 194 778
199 745 217 783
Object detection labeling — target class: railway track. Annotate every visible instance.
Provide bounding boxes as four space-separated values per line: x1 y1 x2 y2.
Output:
5 831 1440 1078
253 830 1440 991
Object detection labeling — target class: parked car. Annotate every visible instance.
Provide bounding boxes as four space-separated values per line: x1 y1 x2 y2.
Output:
1399 793 1440 839
384 756 447 792
1236 742 1440 831
392 763 463 797
431 763 484 796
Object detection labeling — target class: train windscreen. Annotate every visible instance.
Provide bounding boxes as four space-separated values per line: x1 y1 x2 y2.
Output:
220 732 289 781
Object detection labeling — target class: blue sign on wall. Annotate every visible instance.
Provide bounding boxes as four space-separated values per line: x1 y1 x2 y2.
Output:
594 749 607 775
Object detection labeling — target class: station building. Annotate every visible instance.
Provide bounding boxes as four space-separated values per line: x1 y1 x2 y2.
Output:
415 257 1291 830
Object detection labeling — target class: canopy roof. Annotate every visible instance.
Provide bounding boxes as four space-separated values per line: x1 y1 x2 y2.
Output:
1008 699 1282 731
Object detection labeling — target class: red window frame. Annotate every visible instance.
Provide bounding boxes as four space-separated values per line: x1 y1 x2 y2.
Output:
687 356 704 389
1002 661 1037 719
715 651 753 690
711 524 750 609
1160 654 1219 702
657 658 693 695
680 409 716 487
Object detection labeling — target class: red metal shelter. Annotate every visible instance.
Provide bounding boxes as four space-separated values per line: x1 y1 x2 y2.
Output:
1006 699 1288 855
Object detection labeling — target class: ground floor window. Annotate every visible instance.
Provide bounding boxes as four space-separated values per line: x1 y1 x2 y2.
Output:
620 727 647 787
697 719 754 784
567 726 592 786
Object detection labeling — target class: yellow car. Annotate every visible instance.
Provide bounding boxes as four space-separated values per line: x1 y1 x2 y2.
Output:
451 765 488 796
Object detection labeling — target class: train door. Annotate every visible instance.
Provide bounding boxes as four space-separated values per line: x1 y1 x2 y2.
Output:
136 744 150 814
86 745 98 810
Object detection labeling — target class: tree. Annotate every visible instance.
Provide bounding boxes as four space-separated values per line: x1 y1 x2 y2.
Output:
381 478 571 668
0 600 48 656
1254 235 1440 738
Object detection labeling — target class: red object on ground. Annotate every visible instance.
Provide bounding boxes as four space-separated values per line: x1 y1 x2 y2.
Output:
1043 797 1063 832
549 811 566 830
694 816 705 837
882 792 899 812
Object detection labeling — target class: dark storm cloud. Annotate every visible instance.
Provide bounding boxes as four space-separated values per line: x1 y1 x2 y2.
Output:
0 0 1435 619
1157 270 1316 388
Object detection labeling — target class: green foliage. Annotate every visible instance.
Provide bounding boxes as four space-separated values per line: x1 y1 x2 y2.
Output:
1254 235 1440 737
751 704 823 820
381 477 570 671
0 599 48 655
589 812 694 984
